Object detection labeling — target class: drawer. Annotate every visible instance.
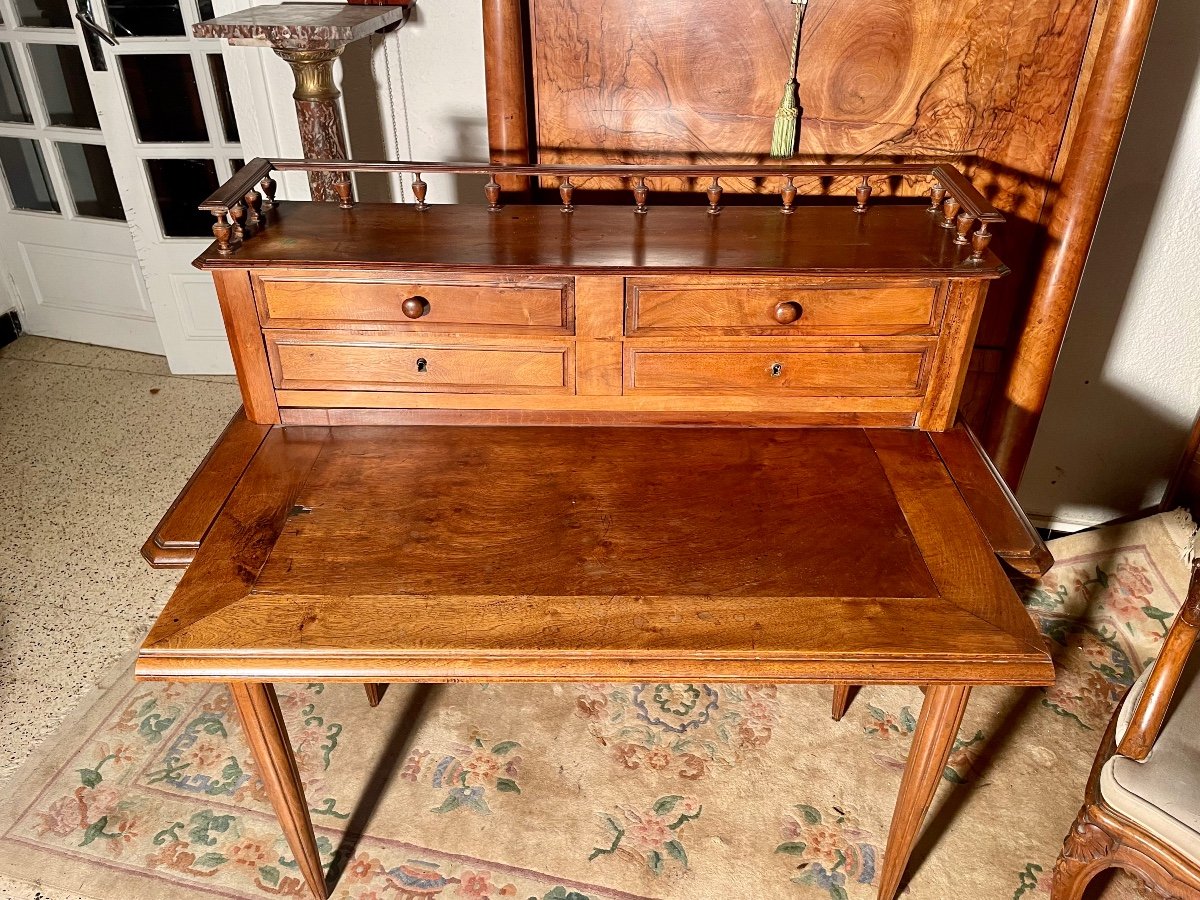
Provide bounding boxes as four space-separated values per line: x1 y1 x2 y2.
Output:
625 278 941 336
266 332 572 394
254 273 573 332
625 344 930 396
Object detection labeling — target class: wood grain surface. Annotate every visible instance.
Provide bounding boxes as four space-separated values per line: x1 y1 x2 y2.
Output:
137 426 1053 685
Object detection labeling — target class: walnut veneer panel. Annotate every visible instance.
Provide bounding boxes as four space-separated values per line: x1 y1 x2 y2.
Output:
137 426 1053 684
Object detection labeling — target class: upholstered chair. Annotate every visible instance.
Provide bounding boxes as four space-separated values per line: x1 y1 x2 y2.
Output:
1052 558 1200 898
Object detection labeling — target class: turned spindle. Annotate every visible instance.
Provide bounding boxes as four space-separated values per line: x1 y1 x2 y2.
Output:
485 176 502 211
854 176 872 213
243 190 262 232
559 177 575 212
211 209 233 254
334 175 354 209
412 174 429 210
955 211 974 244
941 195 961 229
707 177 723 215
970 223 993 261
633 177 649 214
781 176 797 215
259 175 277 209
229 202 245 242
928 181 947 214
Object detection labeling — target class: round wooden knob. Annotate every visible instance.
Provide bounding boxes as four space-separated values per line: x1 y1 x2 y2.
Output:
773 301 802 324
401 296 428 319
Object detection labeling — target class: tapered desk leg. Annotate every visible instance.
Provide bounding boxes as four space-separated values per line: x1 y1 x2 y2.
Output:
832 684 856 721
364 684 386 707
876 684 971 900
230 683 329 900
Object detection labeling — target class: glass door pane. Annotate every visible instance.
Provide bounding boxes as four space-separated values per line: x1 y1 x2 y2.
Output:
13 0 73 29
107 0 186 37
57 142 124 220
0 136 59 212
119 54 207 142
0 44 32 123
29 44 100 128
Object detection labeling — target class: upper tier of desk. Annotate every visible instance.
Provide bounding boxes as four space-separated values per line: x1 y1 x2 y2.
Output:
194 202 1010 277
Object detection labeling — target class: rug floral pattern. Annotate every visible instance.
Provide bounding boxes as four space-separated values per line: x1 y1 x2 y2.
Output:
0 515 1191 900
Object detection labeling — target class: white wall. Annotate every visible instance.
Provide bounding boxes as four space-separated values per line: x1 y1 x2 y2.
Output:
1018 0 1200 529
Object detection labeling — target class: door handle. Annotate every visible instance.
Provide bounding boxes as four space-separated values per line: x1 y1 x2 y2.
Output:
76 11 119 46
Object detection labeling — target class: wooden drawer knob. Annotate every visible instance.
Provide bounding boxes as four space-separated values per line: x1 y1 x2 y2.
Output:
773 300 803 324
401 295 429 319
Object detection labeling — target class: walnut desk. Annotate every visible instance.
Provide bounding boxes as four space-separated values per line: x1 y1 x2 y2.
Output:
138 160 1054 900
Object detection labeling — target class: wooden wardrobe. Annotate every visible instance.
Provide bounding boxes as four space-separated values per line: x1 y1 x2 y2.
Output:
478 0 1159 484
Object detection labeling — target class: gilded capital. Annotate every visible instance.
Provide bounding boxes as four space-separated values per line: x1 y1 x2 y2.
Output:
274 47 345 103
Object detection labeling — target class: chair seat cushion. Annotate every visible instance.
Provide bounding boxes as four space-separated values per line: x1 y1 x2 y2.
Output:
1101 650 1200 864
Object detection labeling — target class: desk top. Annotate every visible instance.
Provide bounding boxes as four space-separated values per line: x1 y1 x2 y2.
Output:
137 425 1052 686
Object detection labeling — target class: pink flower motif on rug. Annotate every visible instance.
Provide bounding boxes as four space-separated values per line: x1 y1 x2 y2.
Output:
858 704 986 783
1022 549 1179 730
575 683 779 779
774 804 879 898
401 735 524 815
589 795 701 874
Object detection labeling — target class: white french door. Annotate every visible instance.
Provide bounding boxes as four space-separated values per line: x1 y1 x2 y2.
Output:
0 0 242 370
0 0 156 352
89 0 243 372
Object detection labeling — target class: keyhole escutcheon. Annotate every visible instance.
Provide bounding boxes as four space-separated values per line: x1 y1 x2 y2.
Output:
415 357 428 373
770 362 783 378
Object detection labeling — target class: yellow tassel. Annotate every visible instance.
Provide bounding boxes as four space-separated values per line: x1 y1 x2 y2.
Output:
770 79 799 158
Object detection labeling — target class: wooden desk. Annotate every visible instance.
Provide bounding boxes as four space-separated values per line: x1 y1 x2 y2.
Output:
140 160 1053 900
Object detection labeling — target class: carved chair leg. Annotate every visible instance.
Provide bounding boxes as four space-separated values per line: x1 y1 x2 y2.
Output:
832 684 857 721
229 682 329 899
876 684 970 900
1050 806 1116 900
364 683 386 707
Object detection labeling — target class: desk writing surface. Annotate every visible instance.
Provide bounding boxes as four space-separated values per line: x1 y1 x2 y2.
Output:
137 426 1053 686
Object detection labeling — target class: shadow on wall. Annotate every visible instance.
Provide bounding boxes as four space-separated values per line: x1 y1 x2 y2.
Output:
1019 0 1200 528
334 4 490 204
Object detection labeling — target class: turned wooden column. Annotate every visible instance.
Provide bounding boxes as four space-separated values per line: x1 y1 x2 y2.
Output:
274 46 348 200
194 2 411 201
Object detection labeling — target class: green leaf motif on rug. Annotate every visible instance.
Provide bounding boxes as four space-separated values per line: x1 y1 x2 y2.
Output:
1012 862 1043 898
589 795 701 873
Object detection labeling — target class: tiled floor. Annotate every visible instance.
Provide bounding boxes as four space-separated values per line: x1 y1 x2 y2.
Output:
0 336 242 898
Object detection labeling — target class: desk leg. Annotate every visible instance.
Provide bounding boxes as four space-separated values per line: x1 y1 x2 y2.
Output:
876 684 970 900
832 684 856 721
230 683 329 900
364 684 385 707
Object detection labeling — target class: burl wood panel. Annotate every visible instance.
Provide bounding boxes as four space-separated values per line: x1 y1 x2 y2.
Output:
528 0 1103 426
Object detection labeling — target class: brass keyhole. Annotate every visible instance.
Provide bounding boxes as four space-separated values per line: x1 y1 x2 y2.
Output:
416 357 428 373
770 362 783 377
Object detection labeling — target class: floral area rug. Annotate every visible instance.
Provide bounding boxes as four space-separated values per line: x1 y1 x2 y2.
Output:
0 511 1194 900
